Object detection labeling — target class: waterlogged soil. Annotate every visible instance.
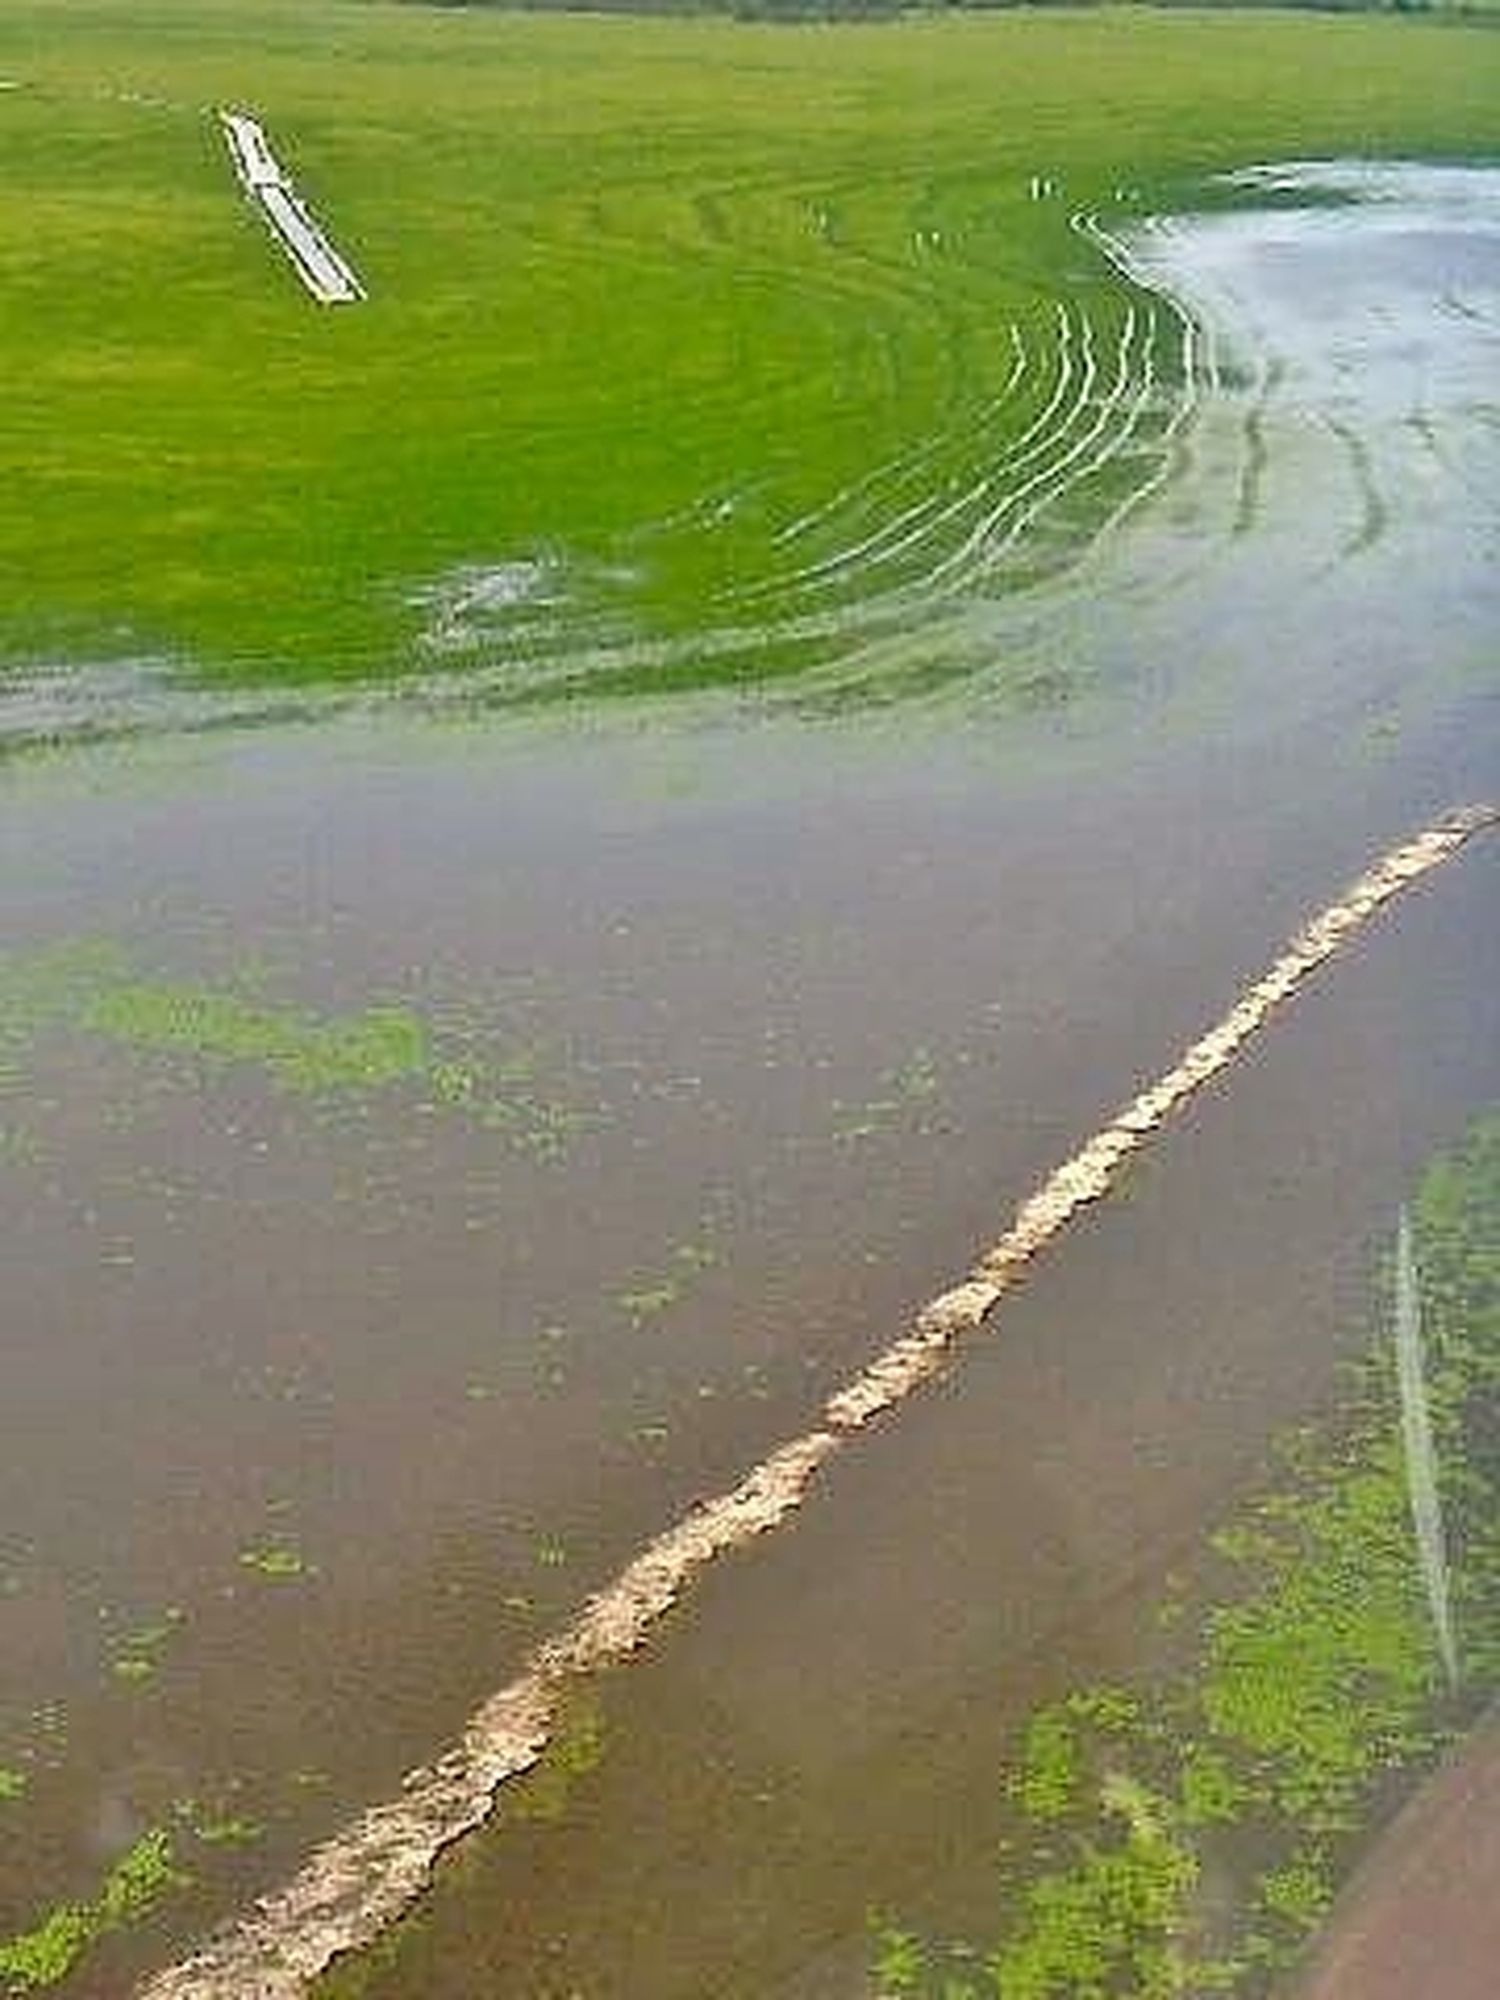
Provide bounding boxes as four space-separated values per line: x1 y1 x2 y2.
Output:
0 166 1497 1996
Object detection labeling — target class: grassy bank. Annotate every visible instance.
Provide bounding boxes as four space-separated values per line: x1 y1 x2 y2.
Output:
1 2 1497 698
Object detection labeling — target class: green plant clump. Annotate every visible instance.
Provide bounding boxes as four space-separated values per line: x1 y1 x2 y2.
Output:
107 1607 186 1686
0 938 588 1156
82 984 427 1095
239 1537 314 1580
0 1829 187 1993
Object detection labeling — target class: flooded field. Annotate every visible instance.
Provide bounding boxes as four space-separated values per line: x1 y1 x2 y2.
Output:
2 126 1498 2000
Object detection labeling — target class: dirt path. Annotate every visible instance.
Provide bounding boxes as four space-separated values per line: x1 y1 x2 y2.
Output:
1289 1708 1500 2000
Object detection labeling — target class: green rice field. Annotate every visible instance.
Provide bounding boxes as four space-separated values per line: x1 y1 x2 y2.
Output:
2 1 1497 702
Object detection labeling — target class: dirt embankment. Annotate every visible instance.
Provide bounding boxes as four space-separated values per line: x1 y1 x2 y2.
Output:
1289 1707 1500 2000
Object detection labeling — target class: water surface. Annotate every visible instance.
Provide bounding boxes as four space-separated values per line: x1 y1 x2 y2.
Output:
1 161 1497 1996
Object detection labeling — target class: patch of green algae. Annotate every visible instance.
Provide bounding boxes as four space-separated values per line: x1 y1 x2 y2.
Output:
81 982 425 1095
0 938 589 1158
0 1789 275 1994
0 940 427 1095
0 1830 186 1993
874 1111 1500 1999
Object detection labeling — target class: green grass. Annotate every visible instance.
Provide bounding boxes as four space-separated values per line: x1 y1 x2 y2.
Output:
873 1111 1500 1998
1 2 1496 707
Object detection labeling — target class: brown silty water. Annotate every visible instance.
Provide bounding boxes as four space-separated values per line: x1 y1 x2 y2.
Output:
0 162 1496 1995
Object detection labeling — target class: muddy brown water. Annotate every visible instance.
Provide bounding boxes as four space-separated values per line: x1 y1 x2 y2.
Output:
1 163 1497 1995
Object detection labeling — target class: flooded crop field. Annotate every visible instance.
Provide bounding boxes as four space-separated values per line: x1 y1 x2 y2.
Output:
2 6 1499 1997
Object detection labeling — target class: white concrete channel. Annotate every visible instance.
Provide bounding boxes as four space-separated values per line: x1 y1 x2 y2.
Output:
220 110 364 304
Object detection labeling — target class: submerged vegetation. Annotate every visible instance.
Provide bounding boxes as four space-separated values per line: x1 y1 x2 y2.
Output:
106 1608 187 1686
0 1789 273 1993
0 1831 186 1994
0 937 590 1157
1 2 1496 715
237 1537 316 1580
83 980 426 1097
872 1111 1500 1997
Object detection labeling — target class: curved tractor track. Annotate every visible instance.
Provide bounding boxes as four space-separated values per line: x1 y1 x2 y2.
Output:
412 188 1201 702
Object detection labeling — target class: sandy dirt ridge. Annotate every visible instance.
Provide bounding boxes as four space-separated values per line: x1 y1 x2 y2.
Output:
135 804 1497 1999
220 112 364 305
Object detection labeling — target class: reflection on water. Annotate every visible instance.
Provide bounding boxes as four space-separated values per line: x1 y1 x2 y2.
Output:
0 162 1497 1995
